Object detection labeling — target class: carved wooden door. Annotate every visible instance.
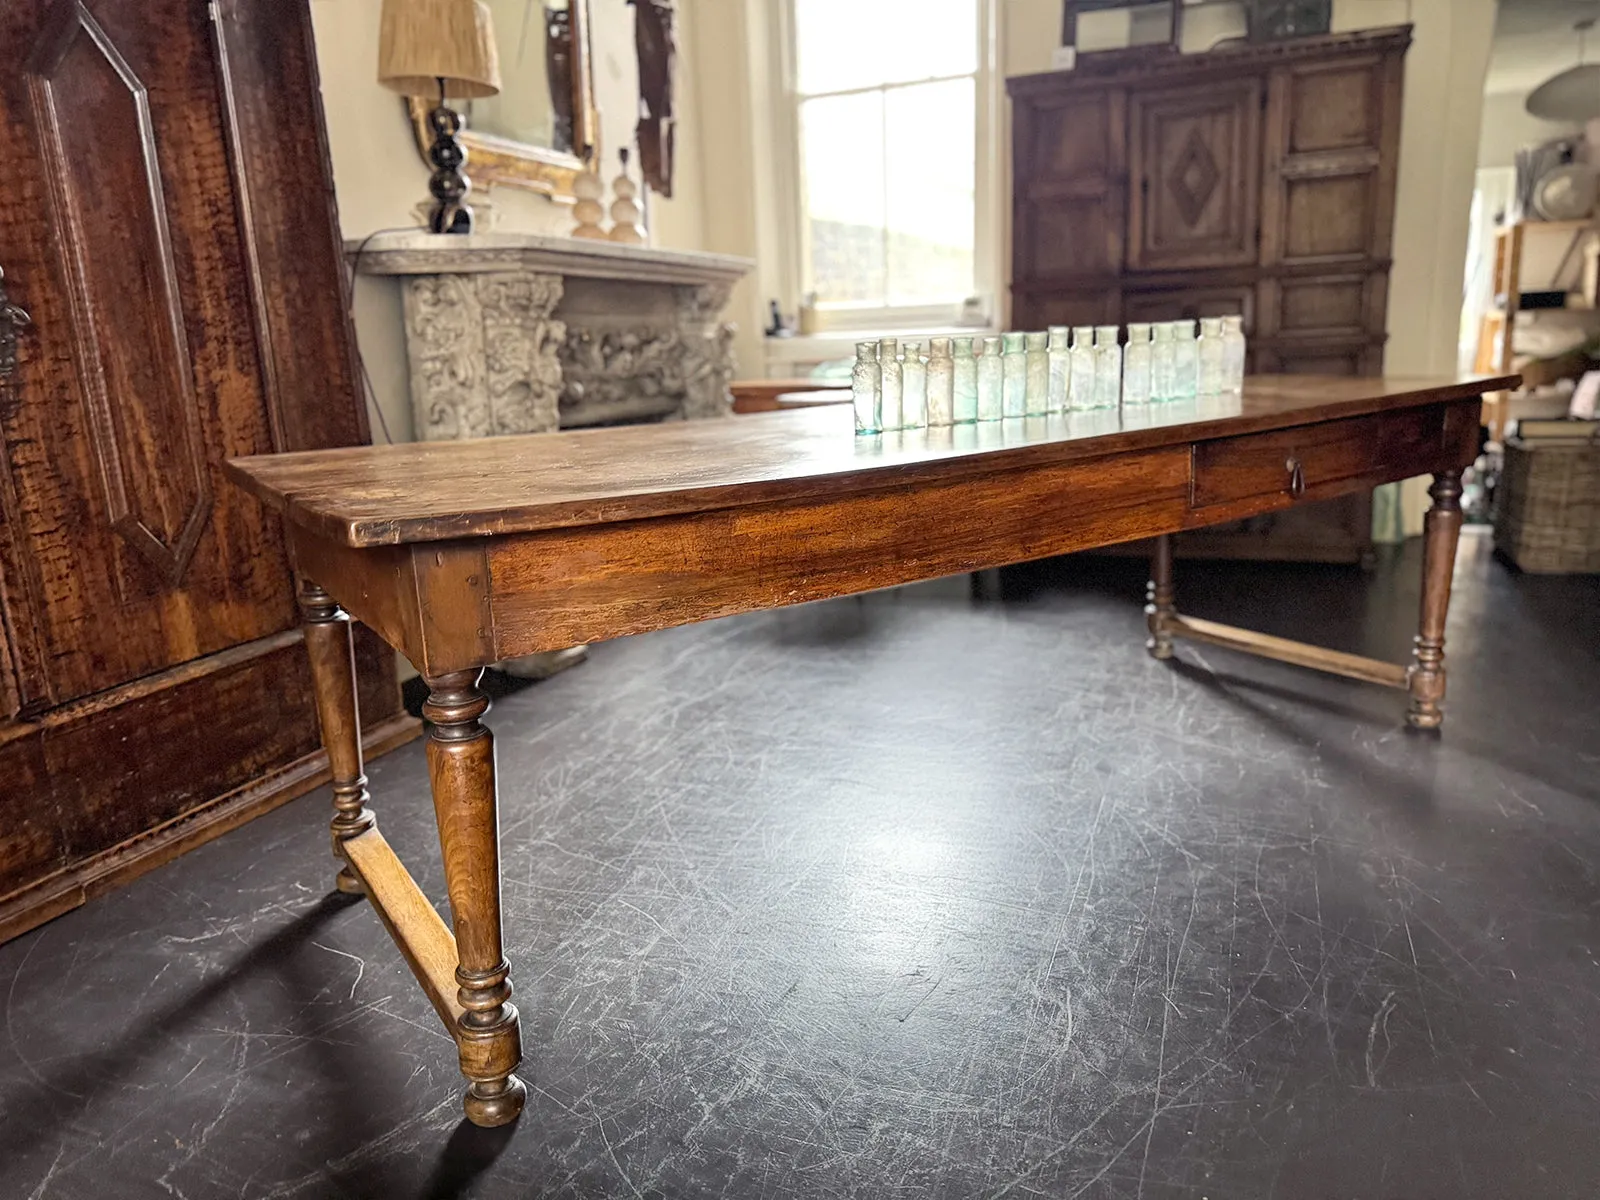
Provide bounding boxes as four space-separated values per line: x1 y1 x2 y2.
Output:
1127 78 1262 272
0 0 295 710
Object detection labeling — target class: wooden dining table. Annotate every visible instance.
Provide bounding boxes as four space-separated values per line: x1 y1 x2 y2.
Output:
225 373 1514 1128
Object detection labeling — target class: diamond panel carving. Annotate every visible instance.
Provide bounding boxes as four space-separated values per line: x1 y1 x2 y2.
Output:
1168 129 1221 229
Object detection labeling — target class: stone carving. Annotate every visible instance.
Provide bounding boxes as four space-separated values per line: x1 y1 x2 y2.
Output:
559 327 688 421
402 271 565 440
674 281 737 420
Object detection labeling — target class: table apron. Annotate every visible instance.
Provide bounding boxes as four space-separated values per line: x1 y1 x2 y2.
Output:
288 399 1480 676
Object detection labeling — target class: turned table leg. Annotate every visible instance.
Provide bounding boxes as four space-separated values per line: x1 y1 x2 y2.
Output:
1146 534 1176 660
1406 471 1464 730
299 579 373 894
423 670 527 1128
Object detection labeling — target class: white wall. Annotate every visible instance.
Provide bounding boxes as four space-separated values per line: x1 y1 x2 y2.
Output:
1477 90 1581 170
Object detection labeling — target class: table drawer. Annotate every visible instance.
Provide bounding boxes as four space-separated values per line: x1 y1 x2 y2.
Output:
1192 405 1447 509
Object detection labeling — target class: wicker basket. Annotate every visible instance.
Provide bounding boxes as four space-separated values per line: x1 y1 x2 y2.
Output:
1495 438 1600 573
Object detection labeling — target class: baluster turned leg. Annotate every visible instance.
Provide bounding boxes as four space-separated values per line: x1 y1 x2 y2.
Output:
1406 471 1464 729
299 579 372 894
423 670 526 1128
1146 534 1176 660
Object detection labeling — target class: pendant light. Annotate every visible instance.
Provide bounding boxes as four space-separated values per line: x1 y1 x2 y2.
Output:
1526 18 1600 123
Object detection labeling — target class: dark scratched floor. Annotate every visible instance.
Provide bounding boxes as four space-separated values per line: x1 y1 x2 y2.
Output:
2 534 1599 1199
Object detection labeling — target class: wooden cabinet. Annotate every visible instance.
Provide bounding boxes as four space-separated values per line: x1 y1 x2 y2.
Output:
0 0 413 940
1010 27 1411 562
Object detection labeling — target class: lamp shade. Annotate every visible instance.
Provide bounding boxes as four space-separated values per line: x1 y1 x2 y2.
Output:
378 0 501 100
1526 65 1600 124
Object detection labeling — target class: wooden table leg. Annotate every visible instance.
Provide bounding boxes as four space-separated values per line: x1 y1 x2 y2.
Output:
1406 471 1464 730
299 578 373 895
1146 534 1176 660
423 669 527 1128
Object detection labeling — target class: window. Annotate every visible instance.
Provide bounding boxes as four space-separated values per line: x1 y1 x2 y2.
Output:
786 0 996 329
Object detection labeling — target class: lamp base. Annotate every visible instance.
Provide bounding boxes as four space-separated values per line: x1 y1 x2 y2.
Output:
426 103 474 235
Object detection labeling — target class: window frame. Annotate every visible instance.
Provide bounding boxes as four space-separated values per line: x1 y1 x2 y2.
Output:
776 0 1001 334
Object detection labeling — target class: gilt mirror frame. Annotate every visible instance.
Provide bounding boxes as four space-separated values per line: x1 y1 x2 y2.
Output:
406 0 599 201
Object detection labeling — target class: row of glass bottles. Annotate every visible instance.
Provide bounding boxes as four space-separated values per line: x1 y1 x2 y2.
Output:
854 317 1246 434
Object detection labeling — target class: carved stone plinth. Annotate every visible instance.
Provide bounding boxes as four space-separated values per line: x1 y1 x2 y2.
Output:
401 271 566 439
361 233 752 440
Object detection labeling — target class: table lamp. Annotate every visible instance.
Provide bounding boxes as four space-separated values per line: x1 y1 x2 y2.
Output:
379 0 501 234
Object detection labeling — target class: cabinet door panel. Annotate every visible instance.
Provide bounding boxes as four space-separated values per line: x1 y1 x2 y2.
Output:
1021 193 1122 279
1012 289 1120 331
1255 344 1383 377
1261 54 1402 269
1123 285 1253 330
0 0 294 707
1027 92 1118 181
1013 89 1126 283
1128 79 1261 271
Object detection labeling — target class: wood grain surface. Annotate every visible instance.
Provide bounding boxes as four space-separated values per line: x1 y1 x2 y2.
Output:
229 376 1514 548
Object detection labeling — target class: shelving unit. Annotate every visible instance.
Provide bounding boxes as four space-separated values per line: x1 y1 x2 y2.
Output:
1475 218 1599 441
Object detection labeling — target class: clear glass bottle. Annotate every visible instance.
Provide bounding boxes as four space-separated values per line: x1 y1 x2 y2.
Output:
1198 317 1225 396
977 335 1003 421
878 338 902 430
1024 331 1050 416
1069 326 1096 412
851 341 881 433
1151 322 1175 402
952 337 979 423
1092 325 1121 410
1046 325 1070 412
925 336 955 426
1221 315 1246 394
1122 322 1152 406
1001 332 1027 418
900 340 927 428
1172 319 1199 400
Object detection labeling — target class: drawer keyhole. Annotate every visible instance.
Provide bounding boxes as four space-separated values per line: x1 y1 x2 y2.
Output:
1286 456 1305 498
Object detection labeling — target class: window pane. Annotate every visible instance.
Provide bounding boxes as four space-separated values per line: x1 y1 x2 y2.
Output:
884 78 975 305
801 91 887 305
794 0 978 95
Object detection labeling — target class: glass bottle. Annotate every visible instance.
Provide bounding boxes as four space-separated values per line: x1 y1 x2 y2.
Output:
1024 331 1050 416
1198 317 1225 396
900 340 927 428
1172 319 1199 400
1069 326 1096 412
1151 323 1175 402
1001 332 1027 418
1122 322 1152 406
952 337 978 423
977 336 1003 421
878 338 902 430
1221 315 1247 394
926 337 955 426
851 341 881 433
1046 325 1070 413
1092 325 1121 410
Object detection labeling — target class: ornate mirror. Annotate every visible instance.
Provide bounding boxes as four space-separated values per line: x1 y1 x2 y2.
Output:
407 0 598 200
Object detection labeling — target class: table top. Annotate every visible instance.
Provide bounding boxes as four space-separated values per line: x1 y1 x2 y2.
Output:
226 375 1513 549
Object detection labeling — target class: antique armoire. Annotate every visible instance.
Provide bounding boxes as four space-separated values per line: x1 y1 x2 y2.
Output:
0 0 412 940
1008 27 1410 562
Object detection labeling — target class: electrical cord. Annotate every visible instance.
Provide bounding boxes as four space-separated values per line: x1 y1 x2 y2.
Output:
345 225 425 444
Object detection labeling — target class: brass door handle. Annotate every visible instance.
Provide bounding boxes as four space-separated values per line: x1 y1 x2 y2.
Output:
0 265 30 381
1286 456 1305 498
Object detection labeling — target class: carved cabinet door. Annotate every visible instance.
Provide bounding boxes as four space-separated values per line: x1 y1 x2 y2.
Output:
0 0 295 709
1127 78 1262 272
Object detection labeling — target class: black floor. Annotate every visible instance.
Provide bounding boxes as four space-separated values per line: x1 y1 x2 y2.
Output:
3 535 1598 1199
